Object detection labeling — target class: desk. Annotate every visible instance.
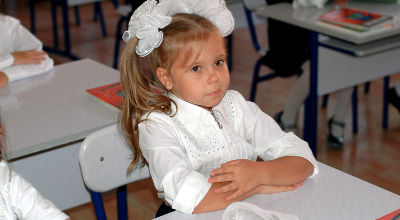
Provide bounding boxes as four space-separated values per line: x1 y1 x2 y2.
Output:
0 59 120 210
256 2 400 154
155 162 400 220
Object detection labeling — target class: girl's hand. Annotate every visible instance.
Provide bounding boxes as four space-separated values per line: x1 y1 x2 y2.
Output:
12 50 47 66
208 159 262 201
256 182 303 194
0 72 8 88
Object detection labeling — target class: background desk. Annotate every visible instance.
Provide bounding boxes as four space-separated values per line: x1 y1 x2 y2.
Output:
0 59 120 210
256 2 400 154
155 162 400 220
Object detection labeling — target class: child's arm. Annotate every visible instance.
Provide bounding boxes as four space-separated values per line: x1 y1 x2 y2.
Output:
212 91 318 201
193 180 300 213
11 50 47 66
208 156 313 201
0 15 52 83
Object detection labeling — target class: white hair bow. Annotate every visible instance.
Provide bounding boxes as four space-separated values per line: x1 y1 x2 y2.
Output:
122 0 234 57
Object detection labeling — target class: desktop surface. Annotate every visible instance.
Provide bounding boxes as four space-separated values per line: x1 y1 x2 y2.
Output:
155 162 400 220
0 59 120 160
257 2 400 44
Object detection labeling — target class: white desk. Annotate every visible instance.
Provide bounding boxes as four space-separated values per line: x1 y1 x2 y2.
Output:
155 162 400 220
256 2 400 153
0 59 120 210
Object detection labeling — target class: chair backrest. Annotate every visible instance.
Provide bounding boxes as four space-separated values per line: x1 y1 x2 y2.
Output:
79 124 150 193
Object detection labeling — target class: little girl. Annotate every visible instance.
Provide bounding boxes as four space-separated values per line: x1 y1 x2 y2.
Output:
0 126 70 219
119 0 319 217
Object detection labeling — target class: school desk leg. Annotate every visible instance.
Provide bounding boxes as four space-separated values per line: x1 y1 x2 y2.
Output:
304 31 319 157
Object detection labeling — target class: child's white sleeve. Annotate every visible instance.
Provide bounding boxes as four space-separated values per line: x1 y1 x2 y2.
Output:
8 15 43 53
0 15 52 82
2 55 53 83
139 114 212 214
231 90 319 177
10 170 69 220
0 54 14 70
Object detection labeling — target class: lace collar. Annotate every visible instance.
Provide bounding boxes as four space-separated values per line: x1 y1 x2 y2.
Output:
168 93 223 137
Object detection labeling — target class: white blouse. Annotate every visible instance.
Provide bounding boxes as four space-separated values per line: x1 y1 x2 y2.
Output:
139 90 318 214
0 161 69 220
0 14 53 83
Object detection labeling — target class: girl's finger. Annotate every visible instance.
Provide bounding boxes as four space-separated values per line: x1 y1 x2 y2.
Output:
210 166 232 176
215 182 237 194
221 159 241 166
226 189 245 201
208 173 234 183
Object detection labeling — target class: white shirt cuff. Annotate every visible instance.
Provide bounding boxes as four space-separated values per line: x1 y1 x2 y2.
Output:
0 54 14 70
263 132 319 178
170 171 211 214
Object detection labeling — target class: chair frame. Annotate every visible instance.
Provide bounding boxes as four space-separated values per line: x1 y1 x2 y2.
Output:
79 124 150 220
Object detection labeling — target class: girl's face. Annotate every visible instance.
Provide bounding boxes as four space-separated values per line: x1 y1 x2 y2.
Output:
158 34 230 109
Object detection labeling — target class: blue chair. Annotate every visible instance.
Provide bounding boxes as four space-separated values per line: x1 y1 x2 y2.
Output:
79 124 150 220
242 0 278 102
29 0 107 60
112 1 133 69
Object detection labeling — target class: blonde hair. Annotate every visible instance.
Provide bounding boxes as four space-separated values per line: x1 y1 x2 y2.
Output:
120 13 221 169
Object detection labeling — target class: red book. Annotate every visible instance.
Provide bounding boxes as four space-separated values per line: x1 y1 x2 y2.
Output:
86 82 164 110
376 209 400 220
86 82 124 110
318 7 393 32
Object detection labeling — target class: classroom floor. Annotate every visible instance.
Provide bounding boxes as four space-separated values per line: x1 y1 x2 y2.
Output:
3 1 400 219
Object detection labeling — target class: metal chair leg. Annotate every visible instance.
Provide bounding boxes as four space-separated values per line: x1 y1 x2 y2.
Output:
90 191 107 220
249 58 263 102
50 0 59 48
352 86 358 134
95 2 107 37
117 185 128 220
113 16 125 69
383 76 390 129
29 0 36 33
74 6 81 26
364 82 370 94
322 94 329 109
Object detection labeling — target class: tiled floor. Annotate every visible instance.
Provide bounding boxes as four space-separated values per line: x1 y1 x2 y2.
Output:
2 1 400 219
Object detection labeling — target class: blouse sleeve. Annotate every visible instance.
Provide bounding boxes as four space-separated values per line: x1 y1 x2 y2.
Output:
10 170 69 220
139 113 212 214
2 55 53 82
230 91 319 177
0 15 53 82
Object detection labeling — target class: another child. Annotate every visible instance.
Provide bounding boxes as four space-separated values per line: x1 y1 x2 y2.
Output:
388 81 400 113
0 13 53 88
119 0 319 217
0 125 70 219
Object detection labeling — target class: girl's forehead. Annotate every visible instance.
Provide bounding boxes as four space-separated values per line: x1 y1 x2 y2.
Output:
175 34 225 65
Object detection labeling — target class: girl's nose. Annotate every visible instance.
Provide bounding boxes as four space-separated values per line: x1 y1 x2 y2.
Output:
207 68 219 83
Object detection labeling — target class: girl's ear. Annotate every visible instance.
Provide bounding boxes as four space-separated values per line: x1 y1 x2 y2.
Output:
156 67 173 90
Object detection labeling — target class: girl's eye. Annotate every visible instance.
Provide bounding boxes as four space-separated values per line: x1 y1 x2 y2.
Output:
215 59 224 66
192 66 201 72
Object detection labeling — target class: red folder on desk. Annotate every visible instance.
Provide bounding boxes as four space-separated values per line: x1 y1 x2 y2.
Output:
318 7 393 32
86 82 124 110
376 208 400 220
